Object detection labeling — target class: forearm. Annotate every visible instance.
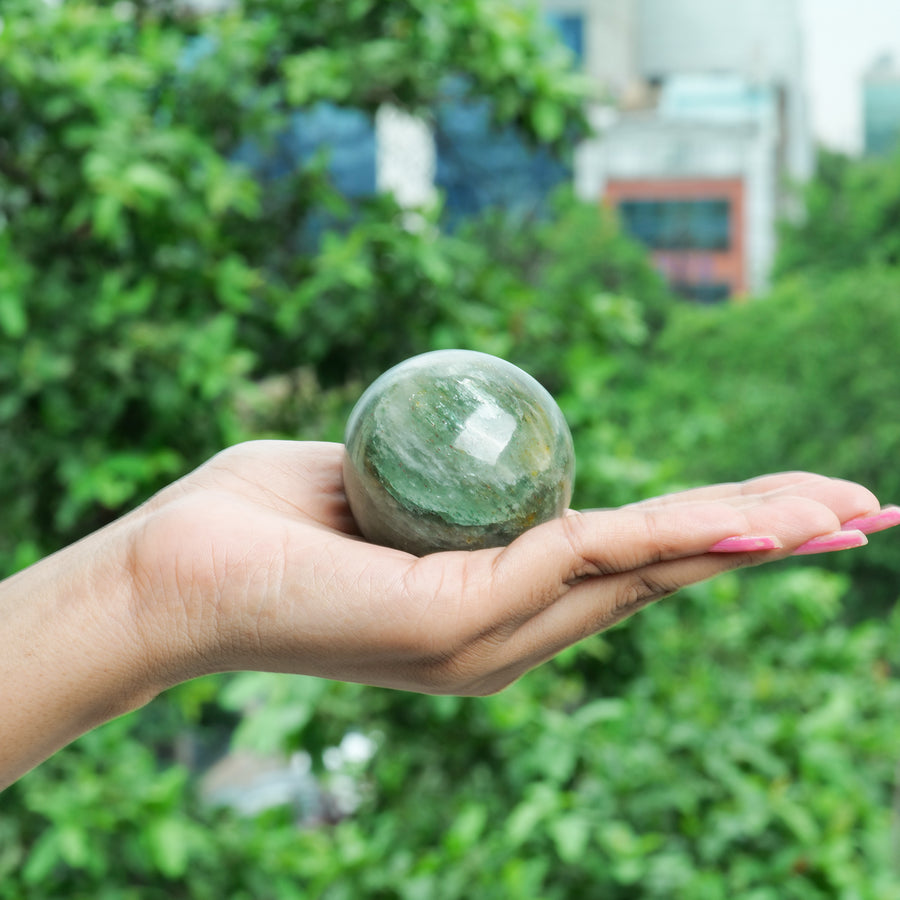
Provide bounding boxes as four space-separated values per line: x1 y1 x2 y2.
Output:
0 519 157 789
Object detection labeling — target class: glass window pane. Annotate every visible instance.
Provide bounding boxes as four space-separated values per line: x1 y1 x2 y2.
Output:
618 197 730 250
545 13 585 65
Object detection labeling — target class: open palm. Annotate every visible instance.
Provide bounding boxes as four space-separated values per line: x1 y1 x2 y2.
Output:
130 440 885 696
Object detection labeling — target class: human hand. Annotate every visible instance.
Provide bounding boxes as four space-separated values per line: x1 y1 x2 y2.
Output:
4 439 899 787
127 441 899 697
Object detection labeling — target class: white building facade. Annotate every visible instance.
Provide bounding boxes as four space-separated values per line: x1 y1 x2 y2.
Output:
550 0 813 297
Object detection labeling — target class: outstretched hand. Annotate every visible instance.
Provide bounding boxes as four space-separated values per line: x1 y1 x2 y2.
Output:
129 441 895 696
3 440 898 787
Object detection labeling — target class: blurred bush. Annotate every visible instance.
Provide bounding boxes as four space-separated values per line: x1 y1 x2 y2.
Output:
0 0 591 570
611 267 900 608
4 570 899 898
774 147 900 279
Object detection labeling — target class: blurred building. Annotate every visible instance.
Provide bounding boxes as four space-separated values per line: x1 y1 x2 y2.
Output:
863 54 900 157
561 0 812 300
379 0 814 300
594 78 778 300
268 0 813 301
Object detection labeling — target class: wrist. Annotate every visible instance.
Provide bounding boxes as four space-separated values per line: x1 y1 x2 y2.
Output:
0 515 162 786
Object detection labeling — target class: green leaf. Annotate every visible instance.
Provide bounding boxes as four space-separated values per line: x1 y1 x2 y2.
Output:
0 293 27 339
144 819 192 879
444 804 488 854
530 96 565 142
22 831 61 885
549 814 591 864
57 825 90 869
122 161 179 199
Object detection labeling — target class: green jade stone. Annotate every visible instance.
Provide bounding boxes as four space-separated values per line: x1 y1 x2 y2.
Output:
343 350 575 556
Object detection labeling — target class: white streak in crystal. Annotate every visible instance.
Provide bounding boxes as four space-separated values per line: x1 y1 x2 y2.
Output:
453 399 516 466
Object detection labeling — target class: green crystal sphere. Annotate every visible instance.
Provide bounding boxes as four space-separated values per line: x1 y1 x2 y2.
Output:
342 350 575 556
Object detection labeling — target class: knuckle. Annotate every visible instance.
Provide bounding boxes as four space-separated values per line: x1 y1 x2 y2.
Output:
560 510 588 552
618 571 674 615
413 628 509 695
639 509 671 562
559 510 607 578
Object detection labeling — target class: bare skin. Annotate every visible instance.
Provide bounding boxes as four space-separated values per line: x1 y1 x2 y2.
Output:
1 440 896 789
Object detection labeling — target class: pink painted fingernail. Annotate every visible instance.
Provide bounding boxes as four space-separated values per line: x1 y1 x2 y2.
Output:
709 535 783 553
792 530 868 556
841 505 900 535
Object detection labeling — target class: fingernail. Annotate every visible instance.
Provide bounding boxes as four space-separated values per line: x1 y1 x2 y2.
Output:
709 535 783 553
792 530 868 556
841 505 900 535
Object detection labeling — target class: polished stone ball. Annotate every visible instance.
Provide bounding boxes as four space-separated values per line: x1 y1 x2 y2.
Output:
342 350 575 556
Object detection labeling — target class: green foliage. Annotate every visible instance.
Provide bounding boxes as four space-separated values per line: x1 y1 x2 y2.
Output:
442 194 670 385
610 267 900 602
775 147 900 278
6 571 900 898
0 0 589 567
270 0 589 143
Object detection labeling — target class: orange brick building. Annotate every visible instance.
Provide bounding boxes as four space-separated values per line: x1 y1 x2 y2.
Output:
604 177 746 302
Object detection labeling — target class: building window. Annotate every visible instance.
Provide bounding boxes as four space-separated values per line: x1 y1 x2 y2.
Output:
618 198 731 250
545 12 585 65
671 281 731 304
